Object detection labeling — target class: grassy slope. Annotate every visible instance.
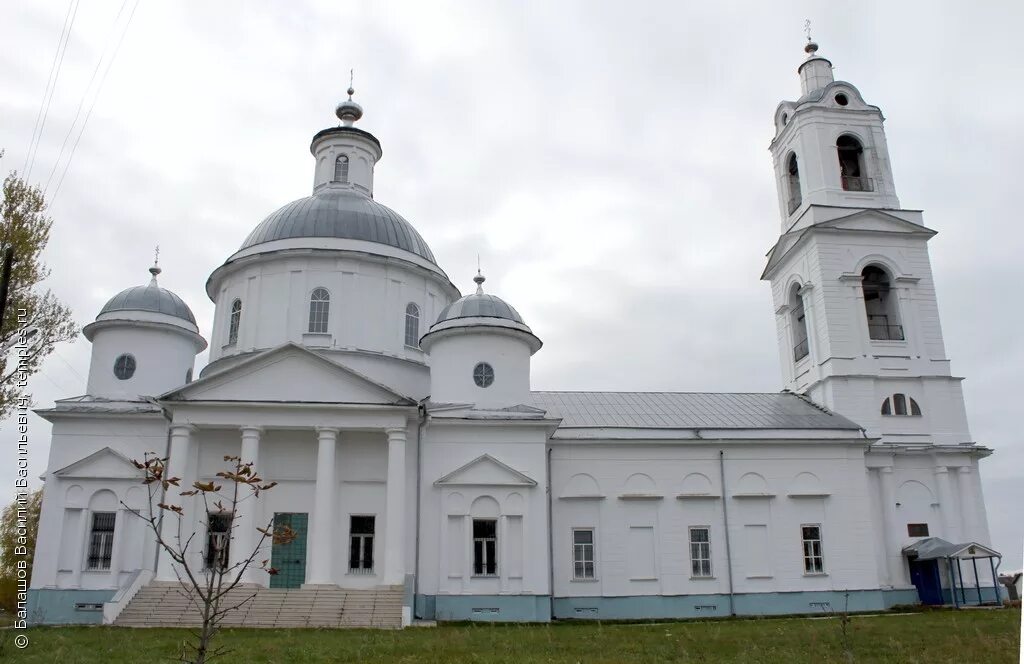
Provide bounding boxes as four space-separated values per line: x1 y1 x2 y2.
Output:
7 609 1021 663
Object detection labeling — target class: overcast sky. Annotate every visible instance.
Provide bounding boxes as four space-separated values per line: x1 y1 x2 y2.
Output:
2 1 1021 569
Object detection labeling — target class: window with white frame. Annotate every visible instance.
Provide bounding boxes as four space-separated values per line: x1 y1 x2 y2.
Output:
228 299 242 345
472 518 497 576
689 526 712 578
801 524 824 574
205 513 231 570
87 512 116 570
334 154 349 183
404 302 420 348
348 515 375 573
572 528 595 580
308 287 331 333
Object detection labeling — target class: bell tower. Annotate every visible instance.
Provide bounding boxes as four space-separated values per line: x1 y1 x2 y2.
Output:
760 40 979 452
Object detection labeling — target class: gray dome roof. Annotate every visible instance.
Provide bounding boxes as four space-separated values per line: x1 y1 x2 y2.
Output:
240 189 437 264
435 293 526 325
99 283 197 325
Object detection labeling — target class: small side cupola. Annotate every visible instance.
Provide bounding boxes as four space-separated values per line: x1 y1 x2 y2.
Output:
83 258 206 400
309 79 382 196
420 271 541 409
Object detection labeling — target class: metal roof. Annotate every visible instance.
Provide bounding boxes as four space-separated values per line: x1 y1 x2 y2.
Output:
435 293 526 325
99 284 196 325
902 537 1001 560
529 391 863 430
240 189 437 264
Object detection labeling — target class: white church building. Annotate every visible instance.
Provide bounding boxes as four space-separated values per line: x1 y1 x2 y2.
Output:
27 42 1002 626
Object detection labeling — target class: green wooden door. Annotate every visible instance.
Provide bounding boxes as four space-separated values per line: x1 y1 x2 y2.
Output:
270 512 308 589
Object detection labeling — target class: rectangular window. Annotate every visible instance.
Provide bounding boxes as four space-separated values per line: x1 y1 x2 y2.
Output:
907 523 930 537
689 526 713 578
472 519 498 576
205 513 232 570
802 524 825 574
572 528 596 580
348 515 375 573
87 512 116 570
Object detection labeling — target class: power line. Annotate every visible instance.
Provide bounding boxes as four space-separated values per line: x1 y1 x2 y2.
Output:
43 0 132 196
50 0 140 204
24 0 81 183
21 0 75 177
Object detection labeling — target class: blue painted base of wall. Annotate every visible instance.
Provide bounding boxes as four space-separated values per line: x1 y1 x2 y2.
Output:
553 589 907 620
416 594 552 622
416 589 925 622
26 589 116 625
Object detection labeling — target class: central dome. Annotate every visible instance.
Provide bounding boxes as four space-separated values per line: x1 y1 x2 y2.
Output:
240 189 437 264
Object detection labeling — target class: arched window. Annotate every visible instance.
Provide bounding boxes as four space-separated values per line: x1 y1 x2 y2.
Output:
228 299 242 345
837 135 872 191
334 154 349 183
308 288 330 334
786 153 802 214
790 284 809 362
861 266 903 340
404 302 420 348
881 394 922 417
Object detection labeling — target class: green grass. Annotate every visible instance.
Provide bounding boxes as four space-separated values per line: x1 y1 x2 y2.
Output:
5 609 1020 663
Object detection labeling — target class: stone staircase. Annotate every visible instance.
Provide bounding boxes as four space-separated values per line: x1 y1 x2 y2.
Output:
113 582 404 628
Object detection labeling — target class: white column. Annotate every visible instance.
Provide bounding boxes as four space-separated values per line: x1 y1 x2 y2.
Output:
934 465 960 543
306 427 339 586
230 425 263 584
157 424 194 582
957 466 977 543
383 427 407 586
878 466 901 586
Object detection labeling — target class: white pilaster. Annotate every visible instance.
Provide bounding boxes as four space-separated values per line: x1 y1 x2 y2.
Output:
157 423 194 582
230 425 263 584
71 508 90 587
108 508 126 587
383 427 407 586
933 465 959 543
877 466 901 586
957 466 977 543
306 427 339 586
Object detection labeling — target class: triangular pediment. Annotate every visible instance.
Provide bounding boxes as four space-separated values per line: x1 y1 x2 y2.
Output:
814 209 937 235
53 447 142 480
161 343 414 405
434 454 537 487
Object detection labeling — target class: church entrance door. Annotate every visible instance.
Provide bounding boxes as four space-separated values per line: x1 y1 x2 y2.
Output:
908 557 943 605
270 512 308 589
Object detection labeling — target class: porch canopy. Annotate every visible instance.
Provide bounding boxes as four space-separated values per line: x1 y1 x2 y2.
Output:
903 537 1002 607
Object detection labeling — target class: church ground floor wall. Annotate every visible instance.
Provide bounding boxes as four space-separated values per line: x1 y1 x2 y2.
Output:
25 589 115 625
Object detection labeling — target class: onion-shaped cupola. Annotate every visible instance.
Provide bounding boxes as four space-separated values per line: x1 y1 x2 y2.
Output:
84 261 206 399
421 271 541 408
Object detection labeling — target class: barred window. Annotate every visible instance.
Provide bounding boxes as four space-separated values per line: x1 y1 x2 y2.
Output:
349 515 375 573
205 513 232 570
334 154 349 183
472 519 497 576
228 299 242 345
802 524 825 574
404 303 420 348
308 288 330 334
572 528 595 580
689 526 712 578
87 512 116 570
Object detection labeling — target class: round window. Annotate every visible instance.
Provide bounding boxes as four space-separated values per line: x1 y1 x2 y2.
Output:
835 93 849 106
473 362 494 388
113 354 136 380
781 112 789 125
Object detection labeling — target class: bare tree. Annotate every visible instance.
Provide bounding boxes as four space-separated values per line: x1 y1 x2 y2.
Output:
125 453 295 664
